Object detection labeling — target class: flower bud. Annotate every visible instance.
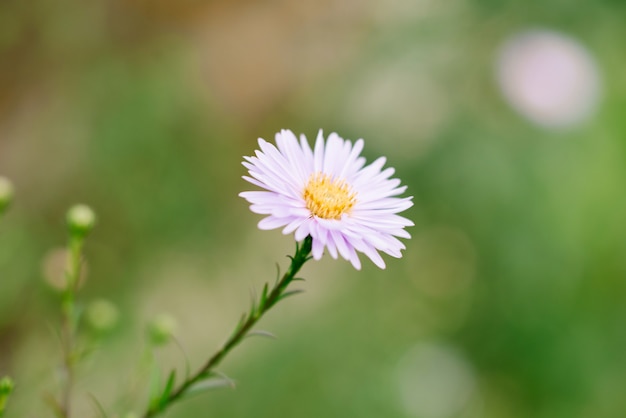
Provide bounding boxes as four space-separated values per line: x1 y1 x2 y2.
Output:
0 177 14 215
147 314 177 346
0 376 14 413
0 376 13 395
66 204 96 237
86 299 120 332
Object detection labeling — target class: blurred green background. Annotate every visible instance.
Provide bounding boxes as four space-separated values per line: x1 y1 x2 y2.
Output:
1 0 626 417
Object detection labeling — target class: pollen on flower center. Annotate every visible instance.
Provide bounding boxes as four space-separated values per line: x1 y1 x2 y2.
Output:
303 173 356 220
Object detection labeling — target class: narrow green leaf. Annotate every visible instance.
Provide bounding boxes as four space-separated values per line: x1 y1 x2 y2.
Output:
228 313 248 341
259 283 269 311
245 330 277 340
161 369 176 403
184 372 235 398
185 378 234 396
278 289 305 302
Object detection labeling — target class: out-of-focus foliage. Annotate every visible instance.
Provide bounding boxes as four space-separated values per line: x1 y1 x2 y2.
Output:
1 0 626 417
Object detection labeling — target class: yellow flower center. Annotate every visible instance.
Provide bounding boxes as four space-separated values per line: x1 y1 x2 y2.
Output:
303 173 356 220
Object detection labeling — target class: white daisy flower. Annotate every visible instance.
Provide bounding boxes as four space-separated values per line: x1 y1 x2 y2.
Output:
240 129 414 270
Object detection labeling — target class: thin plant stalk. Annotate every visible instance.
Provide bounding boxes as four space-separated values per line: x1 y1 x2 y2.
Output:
59 235 84 418
143 235 313 418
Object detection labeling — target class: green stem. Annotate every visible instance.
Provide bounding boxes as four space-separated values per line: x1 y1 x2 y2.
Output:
143 236 313 418
59 236 84 418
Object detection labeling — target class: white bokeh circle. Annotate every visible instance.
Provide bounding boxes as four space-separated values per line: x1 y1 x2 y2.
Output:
496 29 601 129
